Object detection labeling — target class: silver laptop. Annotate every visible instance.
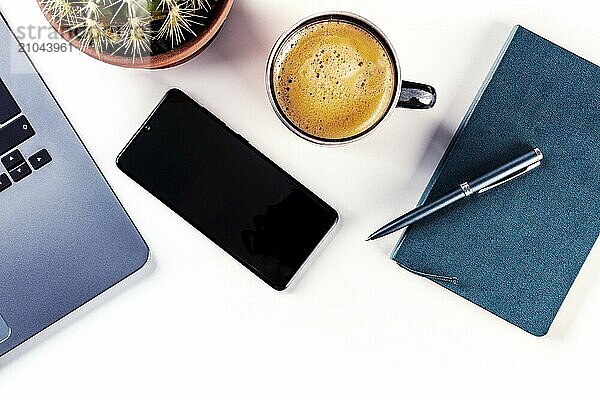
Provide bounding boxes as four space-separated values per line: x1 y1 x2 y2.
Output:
0 13 149 356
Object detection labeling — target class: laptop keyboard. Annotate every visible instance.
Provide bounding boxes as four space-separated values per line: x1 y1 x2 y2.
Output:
0 77 20 124
0 77 52 194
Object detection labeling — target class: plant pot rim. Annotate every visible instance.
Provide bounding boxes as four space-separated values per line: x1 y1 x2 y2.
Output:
37 0 234 69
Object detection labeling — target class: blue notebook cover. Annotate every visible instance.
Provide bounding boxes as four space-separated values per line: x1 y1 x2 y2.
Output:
392 26 600 336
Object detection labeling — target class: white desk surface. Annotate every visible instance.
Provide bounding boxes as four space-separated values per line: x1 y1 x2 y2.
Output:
1 0 599 398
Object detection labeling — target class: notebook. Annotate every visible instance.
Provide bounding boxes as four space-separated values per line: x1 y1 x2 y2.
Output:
392 26 600 336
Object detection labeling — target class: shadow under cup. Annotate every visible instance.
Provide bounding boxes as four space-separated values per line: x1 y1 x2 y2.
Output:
266 12 437 145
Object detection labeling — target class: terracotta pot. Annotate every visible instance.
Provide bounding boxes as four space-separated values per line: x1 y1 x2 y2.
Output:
36 0 234 69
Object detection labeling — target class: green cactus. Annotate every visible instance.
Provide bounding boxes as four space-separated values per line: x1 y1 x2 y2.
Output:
40 0 219 63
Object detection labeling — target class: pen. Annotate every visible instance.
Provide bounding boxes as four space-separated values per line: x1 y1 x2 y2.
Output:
367 148 544 241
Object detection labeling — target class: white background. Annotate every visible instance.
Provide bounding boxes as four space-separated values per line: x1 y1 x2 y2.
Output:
1 0 599 398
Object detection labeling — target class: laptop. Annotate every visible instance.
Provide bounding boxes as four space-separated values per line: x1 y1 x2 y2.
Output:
0 13 149 356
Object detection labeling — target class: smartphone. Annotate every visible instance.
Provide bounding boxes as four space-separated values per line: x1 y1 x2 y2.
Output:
117 89 339 290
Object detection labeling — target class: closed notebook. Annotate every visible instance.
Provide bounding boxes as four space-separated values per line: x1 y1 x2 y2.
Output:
392 26 600 336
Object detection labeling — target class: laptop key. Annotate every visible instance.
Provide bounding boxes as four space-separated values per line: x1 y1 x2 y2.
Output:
0 173 11 193
29 149 52 170
0 116 35 156
9 163 32 182
2 149 24 171
0 78 21 125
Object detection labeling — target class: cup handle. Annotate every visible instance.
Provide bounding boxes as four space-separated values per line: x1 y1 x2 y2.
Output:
397 81 437 110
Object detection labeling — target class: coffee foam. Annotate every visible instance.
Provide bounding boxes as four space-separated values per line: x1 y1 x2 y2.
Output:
273 20 396 140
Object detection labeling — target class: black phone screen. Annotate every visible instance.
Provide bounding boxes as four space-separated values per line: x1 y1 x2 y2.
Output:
117 89 338 290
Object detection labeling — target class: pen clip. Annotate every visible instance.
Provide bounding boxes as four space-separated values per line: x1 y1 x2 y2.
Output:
477 161 541 194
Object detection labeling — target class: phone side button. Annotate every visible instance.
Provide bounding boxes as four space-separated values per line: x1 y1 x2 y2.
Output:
236 134 250 144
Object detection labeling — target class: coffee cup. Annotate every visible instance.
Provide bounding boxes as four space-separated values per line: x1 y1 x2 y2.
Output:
266 12 436 145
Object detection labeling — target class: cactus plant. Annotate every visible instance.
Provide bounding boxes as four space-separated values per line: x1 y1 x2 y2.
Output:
40 0 220 64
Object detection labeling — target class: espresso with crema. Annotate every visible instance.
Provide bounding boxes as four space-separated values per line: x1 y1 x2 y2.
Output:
272 20 396 141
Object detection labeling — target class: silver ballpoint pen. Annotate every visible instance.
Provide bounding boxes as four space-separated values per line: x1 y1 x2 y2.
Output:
367 148 544 241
